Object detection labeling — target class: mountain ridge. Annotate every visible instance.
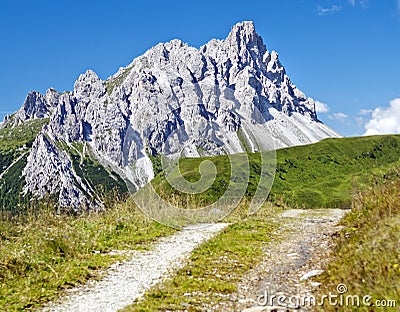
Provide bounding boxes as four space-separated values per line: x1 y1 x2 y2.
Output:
1 21 340 212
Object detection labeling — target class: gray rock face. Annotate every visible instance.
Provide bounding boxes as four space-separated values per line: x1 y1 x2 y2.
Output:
22 133 99 212
7 21 340 211
3 90 58 126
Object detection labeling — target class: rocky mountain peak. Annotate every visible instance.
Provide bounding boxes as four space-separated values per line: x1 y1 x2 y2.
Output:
226 21 267 55
74 69 105 101
2 21 341 212
21 91 48 118
45 88 61 108
3 90 57 127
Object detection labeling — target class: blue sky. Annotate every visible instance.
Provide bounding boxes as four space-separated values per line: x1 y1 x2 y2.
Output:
1 0 400 136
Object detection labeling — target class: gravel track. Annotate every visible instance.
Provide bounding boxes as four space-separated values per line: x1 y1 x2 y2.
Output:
42 223 229 312
216 209 349 311
41 209 347 312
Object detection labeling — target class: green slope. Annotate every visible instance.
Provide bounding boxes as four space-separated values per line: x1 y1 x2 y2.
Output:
152 135 400 209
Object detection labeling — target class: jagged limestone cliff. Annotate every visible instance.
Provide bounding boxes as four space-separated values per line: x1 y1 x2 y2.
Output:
0 21 340 212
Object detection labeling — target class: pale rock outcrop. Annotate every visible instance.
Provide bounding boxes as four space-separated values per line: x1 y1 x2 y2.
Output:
23 133 100 212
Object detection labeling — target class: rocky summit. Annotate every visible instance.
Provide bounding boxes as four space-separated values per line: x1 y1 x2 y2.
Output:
0 21 340 212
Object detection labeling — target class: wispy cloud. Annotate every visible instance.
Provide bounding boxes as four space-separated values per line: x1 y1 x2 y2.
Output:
348 0 368 8
318 1 368 15
315 101 330 113
317 5 342 15
358 108 373 115
329 112 349 121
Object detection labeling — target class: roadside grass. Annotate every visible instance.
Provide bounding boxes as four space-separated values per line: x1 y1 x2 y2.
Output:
0 198 175 311
123 202 281 311
316 168 400 311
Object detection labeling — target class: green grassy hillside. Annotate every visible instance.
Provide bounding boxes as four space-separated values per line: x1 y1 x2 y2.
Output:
153 135 400 209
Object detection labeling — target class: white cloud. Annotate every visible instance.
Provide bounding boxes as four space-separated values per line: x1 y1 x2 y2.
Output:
317 5 342 15
364 98 400 135
348 0 356 7
315 101 330 113
329 112 349 120
358 108 373 115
